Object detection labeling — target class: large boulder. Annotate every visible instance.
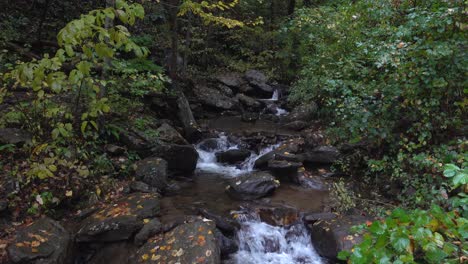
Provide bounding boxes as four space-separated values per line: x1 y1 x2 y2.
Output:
133 157 168 191
292 167 329 191
120 130 152 157
134 218 162 246
76 193 160 242
244 70 273 95
215 149 251 164
155 123 189 145
7 217 72 264
226 171 280 201
133 220 220 264
300 146 340 164
195 85 238 110
251 203 299 227
288 103 318 122
151 142 198 174
267 160 303 181
197 209 240 235
197 138 220 152
0 128 32 146
214 229 238 258
309 215 369 259
235 93 262 109
216 72 247 89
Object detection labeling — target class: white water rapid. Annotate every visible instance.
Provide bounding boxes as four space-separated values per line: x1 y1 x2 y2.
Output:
194 135 324 264
195 134 280 176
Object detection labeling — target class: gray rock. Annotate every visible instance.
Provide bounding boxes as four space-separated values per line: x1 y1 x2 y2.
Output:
283 121 308 131
195 85 238 110
300 146 340 164
215 149 251 164
289 103 318 122
197 208 240 235
150 142 199 174
198 138 220 151
309 215 369 259
155 123 189 145
7 217 72 264
134 218 162 246
129 181 160 194
267 160 303 181
0 199 7 213
245 70 268 84
215 229 238 258
226 171 280 201
235 93 262 108
133 157 168 190
134 220 220 264
76 193 160 242
218 84 234 96
216 72 247 88
251 203 299 227
0 128 32 145
105 144 126 156
303 212 337 223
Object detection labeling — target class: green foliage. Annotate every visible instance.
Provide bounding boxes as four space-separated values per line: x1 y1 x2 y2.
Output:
1 0 147 140
338 205 467 264
339 162 467 263
285 0 467 205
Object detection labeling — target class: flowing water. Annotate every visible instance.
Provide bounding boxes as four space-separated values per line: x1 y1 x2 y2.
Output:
194 135 324 264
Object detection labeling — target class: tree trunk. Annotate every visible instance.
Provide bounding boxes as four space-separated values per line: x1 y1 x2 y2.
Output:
288 0 296 15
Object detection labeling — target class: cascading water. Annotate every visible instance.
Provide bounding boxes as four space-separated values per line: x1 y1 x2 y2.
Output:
230 212 323 264
262 89 288 116
195 135 324 264
195 134 280 176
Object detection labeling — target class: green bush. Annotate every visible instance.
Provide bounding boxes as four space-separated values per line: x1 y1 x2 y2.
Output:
284 0 467 205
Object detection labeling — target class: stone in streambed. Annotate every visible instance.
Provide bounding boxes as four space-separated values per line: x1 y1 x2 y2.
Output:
134 220 220 264
133 157 168 191
155 123 189 145
226 171 280 201
215 149 251 164
7 217 72 264
309 215 369 260
76 193 160 242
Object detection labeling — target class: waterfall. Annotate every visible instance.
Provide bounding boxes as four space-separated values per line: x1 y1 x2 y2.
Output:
195 134 281 176
230 211 324 264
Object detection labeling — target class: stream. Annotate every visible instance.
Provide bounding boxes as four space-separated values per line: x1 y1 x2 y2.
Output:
191 135 325 264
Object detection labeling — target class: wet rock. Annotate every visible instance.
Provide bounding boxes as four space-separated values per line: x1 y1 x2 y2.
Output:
195 85 238 110
129 181 160 194
301 129 326 148
134 220 220 264
133 157 168 191
283 121 308 131
105 144 126 156
300 146 340 164
310 215 369 259
215 149 251 164
197 209 240 235
217 84 234 96
288 103 318 122
76 193 160 242
244 70 274 95
150 142 198 174
198 138 220 151
267 160 303 182
216 72 247 89
226 171 280 201
215 229 238 258
235 93 262 109
303 212 337 223
7 217 72 264
86 242 136 264
134 218 162 246
120 131 152 157
254 203 299 226
155 123 189 145
293 168 329 191
0 128 32 146
254 142 303 169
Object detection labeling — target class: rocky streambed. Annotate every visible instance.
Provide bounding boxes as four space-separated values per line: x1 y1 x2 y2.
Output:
2 70 370 264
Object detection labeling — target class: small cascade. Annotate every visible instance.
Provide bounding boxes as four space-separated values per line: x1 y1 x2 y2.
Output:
271 89 279 101
195 134 281 176
230 211 323 264
261 89 288 116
